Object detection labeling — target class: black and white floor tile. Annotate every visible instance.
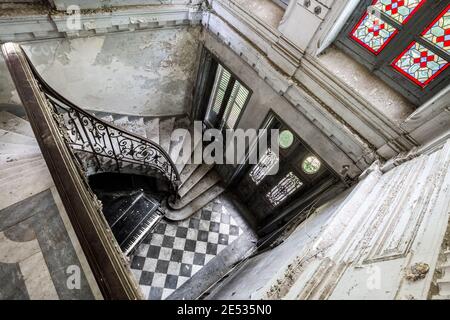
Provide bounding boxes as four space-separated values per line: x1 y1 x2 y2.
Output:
130 198 244 300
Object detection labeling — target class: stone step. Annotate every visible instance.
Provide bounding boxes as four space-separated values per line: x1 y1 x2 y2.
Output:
123 117 147 138
170 170 221 210
159 117 176 154
100 115 114 123
179 163 200 186
431 294 450 300
0 111 34 138
441 261 450 277
0 153 42 168
0 166 53 211
0 142 41 155
444 250 450 261
437 279 450 295
0 158 45 181
169 117 190 166
165 184 226 221
144 118 160 145
176 136 203 174
0 161 49 186
179 164 214 198
0 128 37 146
113 116 130 130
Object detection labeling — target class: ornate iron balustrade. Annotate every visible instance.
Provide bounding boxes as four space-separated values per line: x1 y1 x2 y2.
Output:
28 59 180 193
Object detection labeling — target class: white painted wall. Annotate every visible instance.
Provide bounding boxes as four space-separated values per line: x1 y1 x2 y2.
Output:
10 27 201 117
209 138 450 300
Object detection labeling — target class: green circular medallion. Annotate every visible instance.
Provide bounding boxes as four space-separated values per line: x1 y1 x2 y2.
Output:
279 130 294 149
302 156 321 174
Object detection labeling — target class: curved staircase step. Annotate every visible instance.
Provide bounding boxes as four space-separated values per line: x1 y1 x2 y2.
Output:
144 118 160 144
0 158 45 180
0 154 42 170
179 163 199 184
441 261 450 277
0 153 43 166
159 117 176 154
437 278 450 295
169 117 190 165
0 161 49 184
444 250 450 260
0 142 41 155
432 294 450 300
179 164 214 197
165 184 226 221
0 166 53 211
0 111 34 138
114 116 147 137
170 170 221 210
0 129 37 146
123 117 147 137
100 115 114 123
176 136 203 174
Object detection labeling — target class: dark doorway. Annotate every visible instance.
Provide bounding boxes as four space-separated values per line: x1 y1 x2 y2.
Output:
232 113 339 235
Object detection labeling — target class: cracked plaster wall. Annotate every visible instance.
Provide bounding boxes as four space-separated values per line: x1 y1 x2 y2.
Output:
208 138 450 300
1 26 201 117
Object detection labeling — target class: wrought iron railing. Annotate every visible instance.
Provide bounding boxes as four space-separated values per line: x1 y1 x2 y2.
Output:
26 58 180 193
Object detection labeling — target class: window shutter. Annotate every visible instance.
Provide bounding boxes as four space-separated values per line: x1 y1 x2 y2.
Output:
224 83 250 128
212 67 232 114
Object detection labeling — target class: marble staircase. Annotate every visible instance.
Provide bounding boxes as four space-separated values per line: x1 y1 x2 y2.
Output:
93 112 225 221
0 111 53 211
0 109 224 222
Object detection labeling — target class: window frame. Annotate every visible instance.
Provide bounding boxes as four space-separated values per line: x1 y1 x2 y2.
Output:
204 61 252 130
335 0 450 106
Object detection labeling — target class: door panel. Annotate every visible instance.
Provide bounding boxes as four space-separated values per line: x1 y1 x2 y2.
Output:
235 114 336 229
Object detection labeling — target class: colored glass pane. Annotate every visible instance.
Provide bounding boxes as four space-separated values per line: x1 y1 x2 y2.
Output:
302 156 321 175
422 6 450 54
279 130 294 149
373 0 426 24
249 148 279 185
392 42 449 87
266 172 303 207
351 13 397 54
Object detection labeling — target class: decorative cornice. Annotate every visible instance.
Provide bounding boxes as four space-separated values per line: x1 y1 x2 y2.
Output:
0 4 202 42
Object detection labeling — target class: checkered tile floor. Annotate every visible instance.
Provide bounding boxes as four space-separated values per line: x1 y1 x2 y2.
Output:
129 199 243 300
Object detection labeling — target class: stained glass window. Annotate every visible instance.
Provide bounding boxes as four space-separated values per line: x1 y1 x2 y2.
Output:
339 0 449 102
279 130 294 149
373 0 426 24
422 6 450 55
249 148 279 185
350 13 398 54
392 42 449 87
302 156 322 175
266 172 303 207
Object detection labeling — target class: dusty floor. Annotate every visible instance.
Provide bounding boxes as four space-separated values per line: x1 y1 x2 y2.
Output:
129 193 257 300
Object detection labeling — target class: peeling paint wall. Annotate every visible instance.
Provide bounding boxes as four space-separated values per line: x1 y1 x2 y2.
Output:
209 139 450 300
1 27 201 117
